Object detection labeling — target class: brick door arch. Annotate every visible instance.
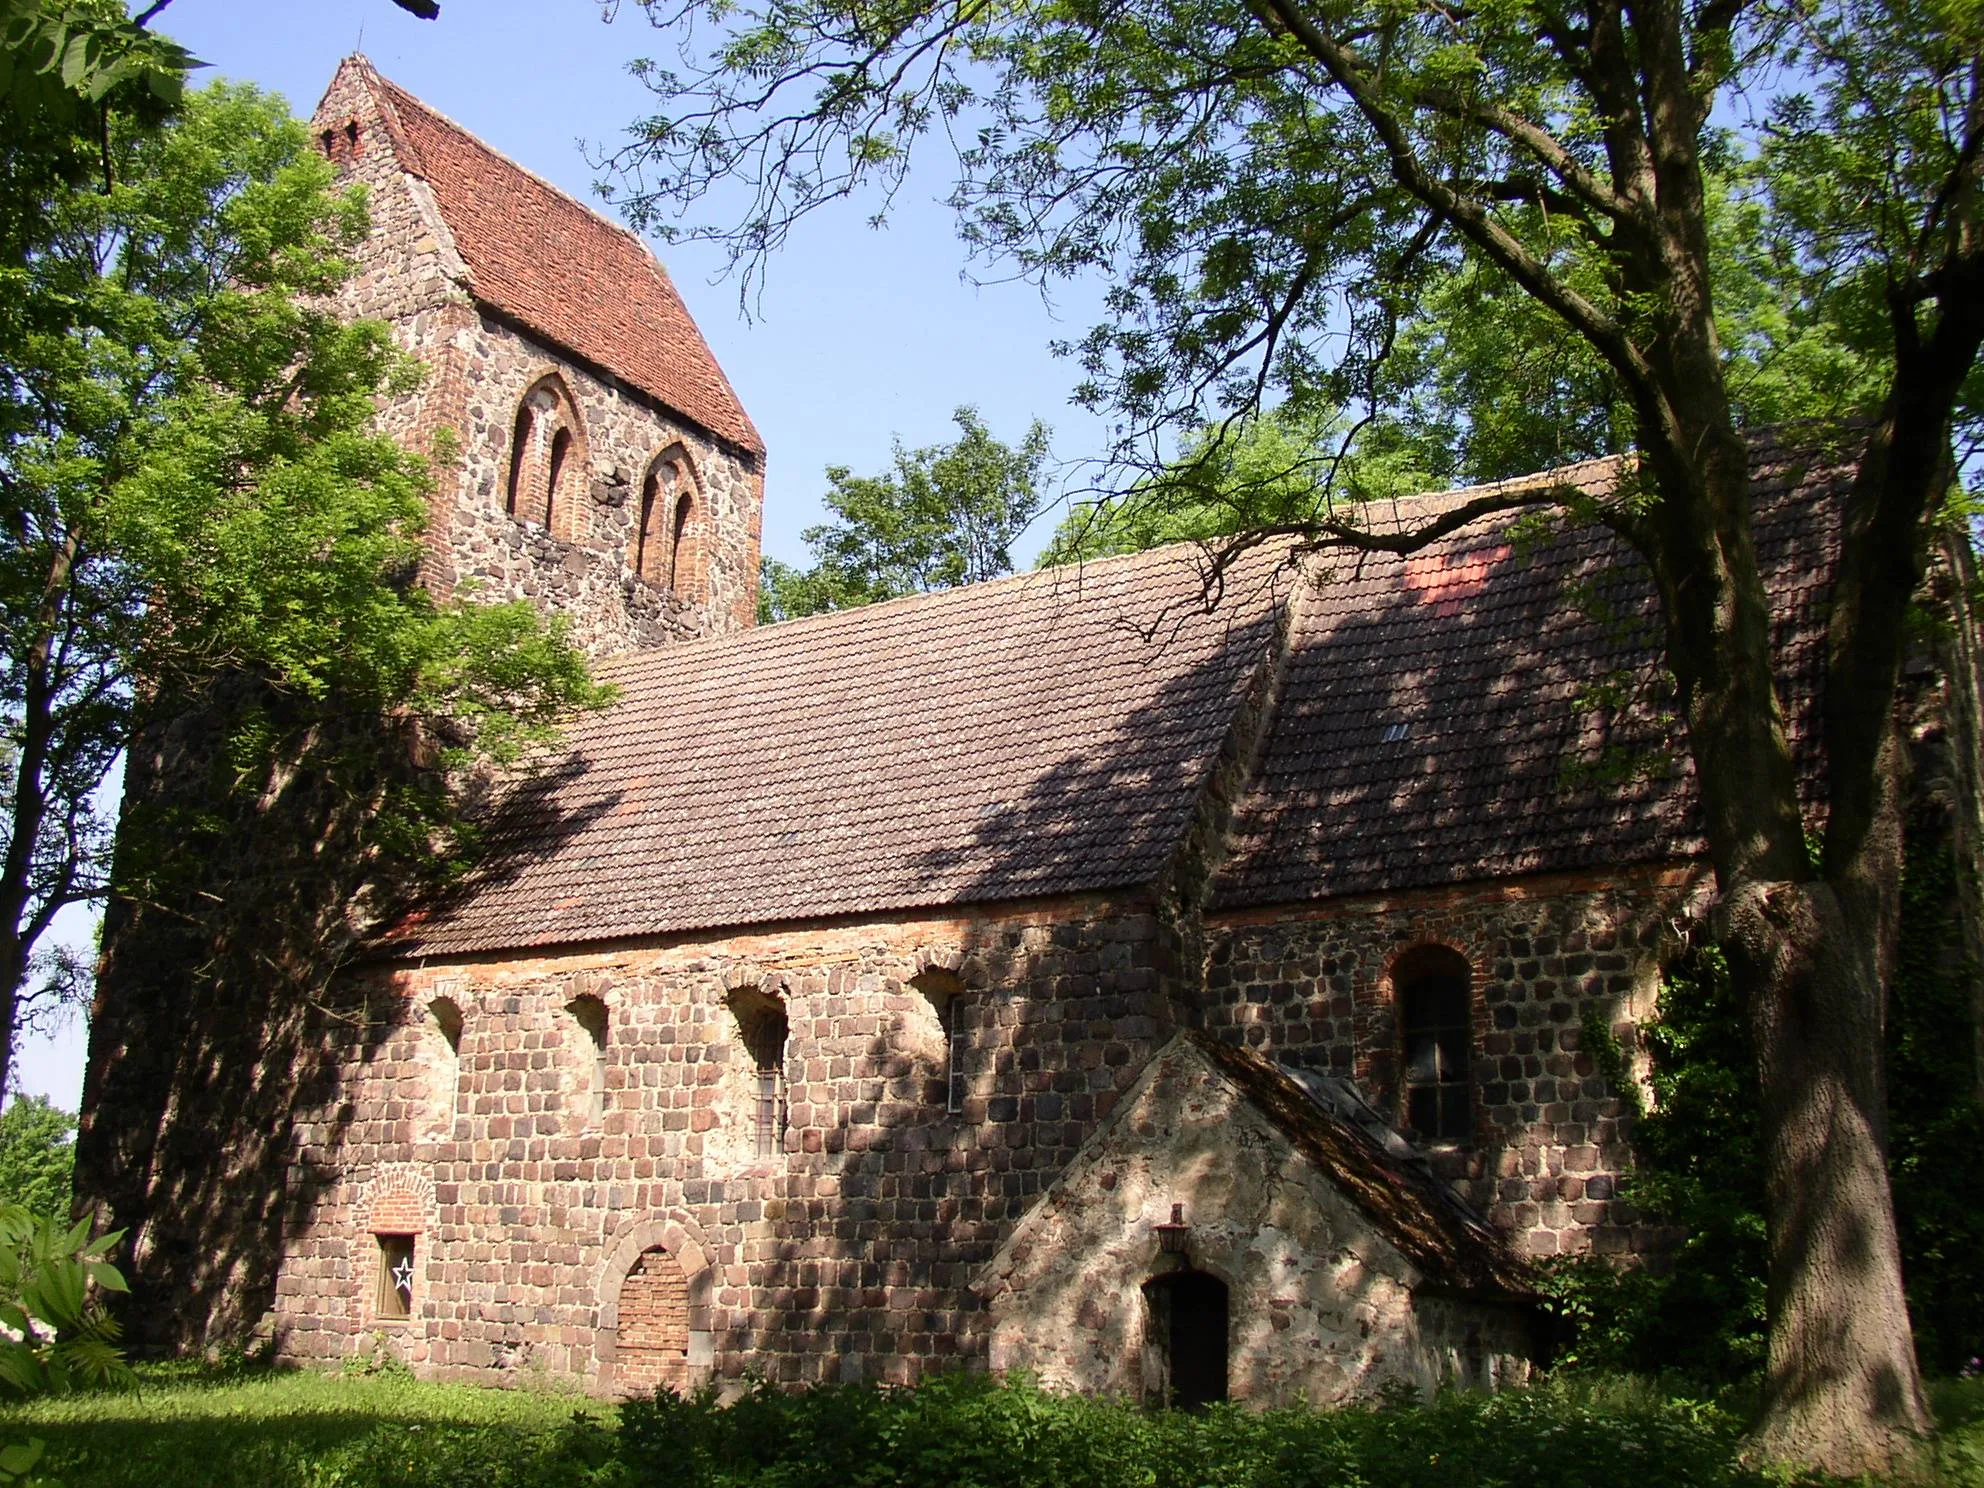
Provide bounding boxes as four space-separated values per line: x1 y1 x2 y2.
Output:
615 1246 690 1396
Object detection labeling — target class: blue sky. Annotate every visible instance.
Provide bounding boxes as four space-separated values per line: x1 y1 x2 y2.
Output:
14 0 1117 1111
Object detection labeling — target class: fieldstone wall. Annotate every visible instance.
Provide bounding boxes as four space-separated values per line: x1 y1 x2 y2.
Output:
431 319 762 655
1201 867 1698 1258
268 894 1181 1386
978 1038 1534 1406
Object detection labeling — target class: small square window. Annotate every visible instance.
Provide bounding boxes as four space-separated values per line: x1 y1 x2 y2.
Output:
375 1234 415 1320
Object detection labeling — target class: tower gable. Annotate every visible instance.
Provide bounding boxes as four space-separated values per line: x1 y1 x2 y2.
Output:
308 57 764 655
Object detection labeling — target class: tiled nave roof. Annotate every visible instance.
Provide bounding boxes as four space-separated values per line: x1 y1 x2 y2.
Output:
386 435 1845 958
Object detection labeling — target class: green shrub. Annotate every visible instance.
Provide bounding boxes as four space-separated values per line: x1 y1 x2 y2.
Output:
307 1418 623 1488
0 1204 132 1488
1539 812 1984 1381
613 1373 1787 1488
0 1208 132 1401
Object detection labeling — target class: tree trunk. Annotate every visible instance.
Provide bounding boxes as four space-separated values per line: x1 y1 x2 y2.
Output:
1722 877 1931 1475
1633 399 1932 1471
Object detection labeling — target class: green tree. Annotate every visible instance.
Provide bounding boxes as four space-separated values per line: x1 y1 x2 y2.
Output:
760 406 1051 621
0 1098 72 1222
605 0 1982 1467
0 66 609 1107
1040 408 1431 562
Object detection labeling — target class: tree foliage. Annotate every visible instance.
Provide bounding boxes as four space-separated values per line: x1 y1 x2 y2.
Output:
0 62 611 1102
760 406 1050 620
1040 408 1431 563
0 1099 73 1223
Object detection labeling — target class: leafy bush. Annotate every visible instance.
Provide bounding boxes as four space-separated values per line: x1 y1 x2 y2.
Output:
1538 816 1984 1380
1535 948 1769 1381
0 1207 130 1400
0 1204 132 1488
0 1103 75 1224
306 1417 622 1488
615 1373 1790 1488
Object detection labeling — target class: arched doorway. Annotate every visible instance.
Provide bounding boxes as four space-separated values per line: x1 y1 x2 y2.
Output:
615 1246 690 1396
1144 1269 1229 1408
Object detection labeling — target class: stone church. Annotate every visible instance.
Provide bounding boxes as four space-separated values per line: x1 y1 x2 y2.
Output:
73 58 1984 1406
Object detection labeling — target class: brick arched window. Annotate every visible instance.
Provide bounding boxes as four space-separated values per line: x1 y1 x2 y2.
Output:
667 492 695 596
506 402 535 517
727 989 787 1158
632 446 702 597
546 426 576 536
504 375 585 534
1396 944 1473 1142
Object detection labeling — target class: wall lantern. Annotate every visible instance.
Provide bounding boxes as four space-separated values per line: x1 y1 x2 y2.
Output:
1155 1203 1191 1254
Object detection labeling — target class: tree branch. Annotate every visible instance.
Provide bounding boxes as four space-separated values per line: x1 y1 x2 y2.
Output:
1244 0 1672 433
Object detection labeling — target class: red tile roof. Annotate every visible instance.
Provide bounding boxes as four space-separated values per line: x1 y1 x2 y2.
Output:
1209 436 1839 909
389 544 1292 956
383 435 1844 958
355 61 761 455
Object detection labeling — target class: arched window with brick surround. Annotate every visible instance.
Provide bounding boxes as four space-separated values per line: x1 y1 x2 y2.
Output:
546 427 576 533
631 445 702 599
727 988 787 1158
1396 944 1474 1142
668 491 695 597
504 374 586 537
506 402 535 517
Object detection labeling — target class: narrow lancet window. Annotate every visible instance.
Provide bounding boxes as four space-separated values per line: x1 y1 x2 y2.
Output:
427 994 464 1130
729 989 788 1158
567 993 610 1125
1397 945 1473 1142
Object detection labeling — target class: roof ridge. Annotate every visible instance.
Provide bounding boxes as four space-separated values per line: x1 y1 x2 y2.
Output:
602 538 1293 677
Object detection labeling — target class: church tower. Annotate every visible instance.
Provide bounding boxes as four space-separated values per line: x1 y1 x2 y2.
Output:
75 61 764 1351
309 55 764 654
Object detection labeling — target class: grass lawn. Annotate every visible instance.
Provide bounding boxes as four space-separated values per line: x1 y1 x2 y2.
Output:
0 1361 621 1488
1 1364 1979 1487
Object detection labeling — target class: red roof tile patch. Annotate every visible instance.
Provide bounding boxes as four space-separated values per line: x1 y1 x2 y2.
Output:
1209 434 1843 909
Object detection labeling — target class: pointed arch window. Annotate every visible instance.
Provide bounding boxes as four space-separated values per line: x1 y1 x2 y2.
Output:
504 377 586 536
426 993 464 1131
506 403 535 518
567 993 610 1126
546 427 575 534
668 493 694 595
632 447 700 598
